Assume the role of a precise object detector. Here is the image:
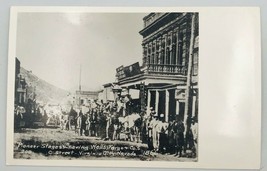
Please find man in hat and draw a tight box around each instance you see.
[14,105,26,131]
[151,111,160,151]
[174,115,185,157]
[69,107,77,131]
[76,111,83,136]
[104,109,112,140]
[146,110,156,150]
[146,107,153,117]
[158,114,169,154]
[84,112,90,136]
[167,120,176,154]
[90,108,98,136]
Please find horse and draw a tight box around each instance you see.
[122,113,142,142]
[59,114,69,130]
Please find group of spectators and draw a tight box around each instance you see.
[14,97,198,158]
[14,101,49,131]
[60,99,198,158]
[66,107,103,137]
[144,109,198,157]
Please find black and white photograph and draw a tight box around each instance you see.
[12,11,199,162]
[6,7,261,169]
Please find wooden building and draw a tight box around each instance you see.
[15,58,28,106]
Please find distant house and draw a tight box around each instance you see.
[75,90,99,106]
[98,83,118,103]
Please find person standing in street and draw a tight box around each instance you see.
[191,117,198,157]
[104,109,111,140]
[146,114,153,150]
[174,115,185,157]
[90,109,97,136]
[84,112,90,136]
[151,112,160,152]
[76,111,83,136]
[69,107,77,131]
[167,120,175,154]
[158,114,169,154]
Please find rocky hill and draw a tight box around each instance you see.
[20,67,70,105]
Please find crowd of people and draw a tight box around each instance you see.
[14,96,198,158]
[14,99,49,130]
[58,99,198,158]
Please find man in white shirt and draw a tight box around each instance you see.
[191,118,198,157]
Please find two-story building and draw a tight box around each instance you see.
[115,12,199,125]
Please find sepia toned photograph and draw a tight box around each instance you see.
[12,11,199,162]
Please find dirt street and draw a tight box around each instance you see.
[14,128,197,162]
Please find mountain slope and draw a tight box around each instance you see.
[20,67,70,104]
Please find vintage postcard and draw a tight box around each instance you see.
[6,7,261,169]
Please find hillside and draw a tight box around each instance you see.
[20,67,70,105]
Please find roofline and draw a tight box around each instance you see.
[102,82,118,87]
[139,13,170,36]
[143,13,155,21]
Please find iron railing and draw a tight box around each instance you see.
[146,64,187,75]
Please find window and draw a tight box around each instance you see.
[166,48,170,64]
[151,54,154,64]
[172,45,176,64]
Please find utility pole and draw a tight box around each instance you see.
[79,64,82,92]
[78,64,82,108]
[184,13,196,133]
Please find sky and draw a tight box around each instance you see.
[16,12,146,92]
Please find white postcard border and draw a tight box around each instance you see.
[6,6,261,169]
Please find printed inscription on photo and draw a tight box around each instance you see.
[13,12,199,161]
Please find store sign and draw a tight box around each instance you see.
[124,62,141,77]
[116,65,126,80]
[116,62,141,80]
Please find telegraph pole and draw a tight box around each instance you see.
[78,64,82,108]
[79,64,82,92]
[184,13,196,132]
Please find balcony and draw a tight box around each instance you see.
[146,64,187,75]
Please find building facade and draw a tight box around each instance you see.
[115,13,199,127]
[15,58,28,106]
[75,90,99,106]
